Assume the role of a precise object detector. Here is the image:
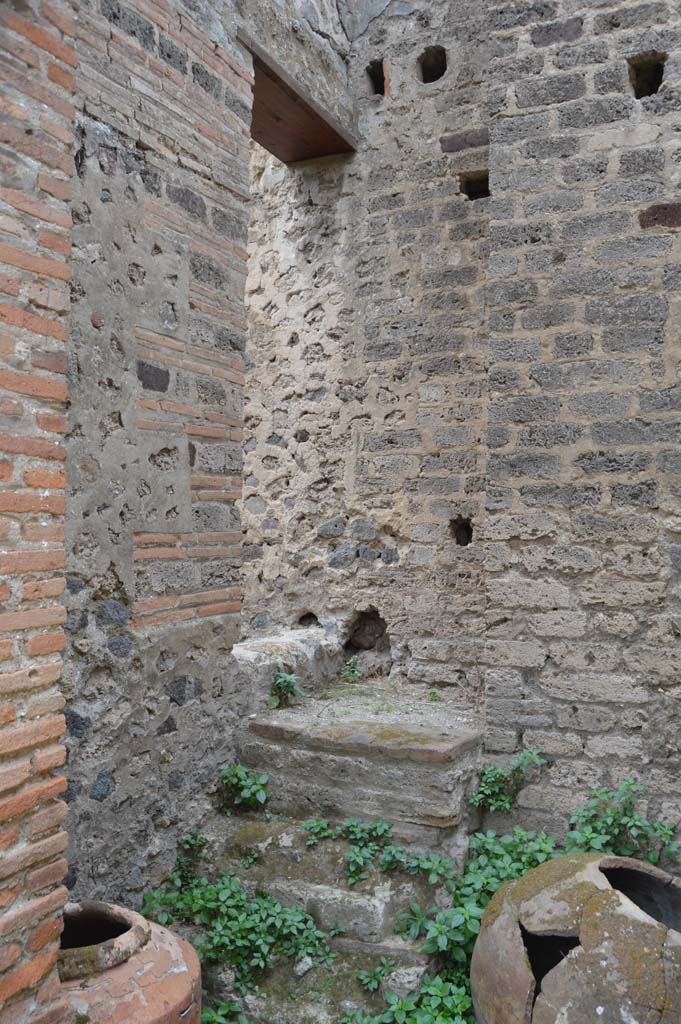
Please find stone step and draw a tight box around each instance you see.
[237,713,481,834]
[204,946,428,1024]
[210,817,442,943]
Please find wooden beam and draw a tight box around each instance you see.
[238,31,358,164]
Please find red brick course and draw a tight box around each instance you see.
[0,0,75,1018]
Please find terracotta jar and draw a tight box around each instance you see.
[59,900,201,1023]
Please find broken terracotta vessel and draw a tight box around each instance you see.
[59,899,201,1022]
[470,852,681,1024]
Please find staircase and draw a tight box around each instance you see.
[203,815,440,1023]
[198,680,482,1021]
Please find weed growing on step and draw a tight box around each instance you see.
[176,830,207,885]
[344,976,473,1024]
[202,1001,249,1024]
[268,667,305,709]
[302,816,396,884]
[220,762,269,812]
[238,847,260,870]
[564,776,678,863]
[149,772,678,1024]
[301,817,334,846]
[340,655,363,683]
[144,862,333,992]
[427,688,444,702]
[468,749,545,813]
[378,844,458,887]
[357,956,396,992]
[394,901,430,941]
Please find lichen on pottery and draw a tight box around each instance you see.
[470,853,681,1024]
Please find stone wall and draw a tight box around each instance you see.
[244,0,681,839]
[484,0,681,835]
[63,0,251,907]
[62,0,252,909]
[243,0,490,706]
[61,0,356,908]
[0,1,76,1018]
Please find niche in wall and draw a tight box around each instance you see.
[366,59,387,96]
[344,607,388,653]
[297,612,319,627]
[450,517,473,547]
[459,170,490,201]
[418,46,447,84]
[628,52,667,98]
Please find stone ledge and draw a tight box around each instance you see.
[250,716,480,765]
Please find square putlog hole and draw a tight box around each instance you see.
[366,59,387,96]
[459,170,490,201]
[628,52,666,98]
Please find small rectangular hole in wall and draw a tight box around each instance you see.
[366,59,386,96]
[628,52,666,98]
[459,170,490,201]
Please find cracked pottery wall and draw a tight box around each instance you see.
[60,0,356,910]
[244,0,681,841]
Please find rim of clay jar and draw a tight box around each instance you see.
[58,899,152,981]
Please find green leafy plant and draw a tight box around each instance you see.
[345,843,376,886]
[144,867,332,991]
[356,956,396,992]
[422,904,483,963]
[268,668,305,709]
[335,818,394,885]
[202,1001,250,1024]
[565,776,678,864]
[427,688,444,702]
[176,830,207,884]
[301,817,395,884]
[455,829,557,912]
[394,901,430,941]
[469,749,545,813]
[220,762,269,811]
[238,848,260,870]
[343,975,472,1024]
[302,817,334,847]
[340,656,363,683]
[338,817,393,846]
[378,844,457,888]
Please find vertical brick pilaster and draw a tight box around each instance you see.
[0,1,76,1018]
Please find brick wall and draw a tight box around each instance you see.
[0,1,76,1019]
[485,0,681,834]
